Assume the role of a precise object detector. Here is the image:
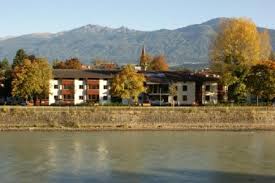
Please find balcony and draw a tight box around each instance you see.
[87,89,99,95]
[87,80,99,85]
[62,89,74,95]
[61,80,74,85]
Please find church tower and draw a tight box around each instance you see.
[140,45,149,71]
[140,45,145,65]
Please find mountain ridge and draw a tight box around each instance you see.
[0,18,274,68]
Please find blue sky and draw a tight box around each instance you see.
[1,0,274,37]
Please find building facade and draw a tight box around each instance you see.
[144,71,220,106]
[49,70,114,105]
[49,69,222,106]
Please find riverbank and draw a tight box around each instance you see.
[0,106,274,131]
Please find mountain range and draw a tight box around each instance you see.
[0,18,274,68]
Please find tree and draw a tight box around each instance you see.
[0,58,12,96]
[12,49,28,69]
[12,58,52,104]
[246,64,275,105]
[210,18,262,68]
[227,66,250,102]
[149,55,169,71]
[111,65,146,105]
[169,83,178,107]
[210,18,272,103]
[270,52,275,61]
[53,58,82,69]
[0,58,10,78]
[262,60,275,70]
[35,58,53,101]
[259,30,272,61]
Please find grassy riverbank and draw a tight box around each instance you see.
[0,106,274,131]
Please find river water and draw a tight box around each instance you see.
[0,132,275,183]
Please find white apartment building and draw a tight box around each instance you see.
[144,71,220,106]
[49,69,113,105]
[48,69,221,106]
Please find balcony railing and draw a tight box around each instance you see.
[61,80,74,85]
[87,80,99,85]
[87,89,99,95]
[62,89,75,95]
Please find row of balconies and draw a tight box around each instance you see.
[61,89,100,95]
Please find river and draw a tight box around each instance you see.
[0,132,275,183]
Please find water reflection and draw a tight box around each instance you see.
[0,132,275,182]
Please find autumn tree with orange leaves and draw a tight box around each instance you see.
[53,58,82,69]
[149,55,169,71]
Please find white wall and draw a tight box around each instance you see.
[74,80,86,105]
[168,82,196,105]
[202,82,218,105]
[99,79,111,104]
[49,79,59,105]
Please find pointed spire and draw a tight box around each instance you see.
[140,45,146,65]
[141,45,145,57]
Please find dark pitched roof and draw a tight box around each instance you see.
[53,69,117,79]
[142,71,220,83]
[53,69,220,83]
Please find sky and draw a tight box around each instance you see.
[1,0,275,37]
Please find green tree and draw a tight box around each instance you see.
[0,58,9,78]
[227,66,250,102]
[149,55,169,71]
[111,65,146,105]
[0,58,12,96]
[246,64,275,105]
[12,49,28,69]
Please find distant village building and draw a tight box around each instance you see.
[91,60,119,70]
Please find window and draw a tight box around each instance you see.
[79,96,84,100]
[104,85,108,90]
[205,85,211,92]
[64,85,73,90]
[205,96,210,101]
[88,95,99,101]
[54,96,59,100]
[183,95,188,101]
[103,96,108,101]
[54,85,59,89]
[64,95,74,100]
[79,85,84,89]
[173,96,178,101]
[89,85,99,89]
[182,85,188,91]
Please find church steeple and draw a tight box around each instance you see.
[140,45,148,70]
[141,45,145,58]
